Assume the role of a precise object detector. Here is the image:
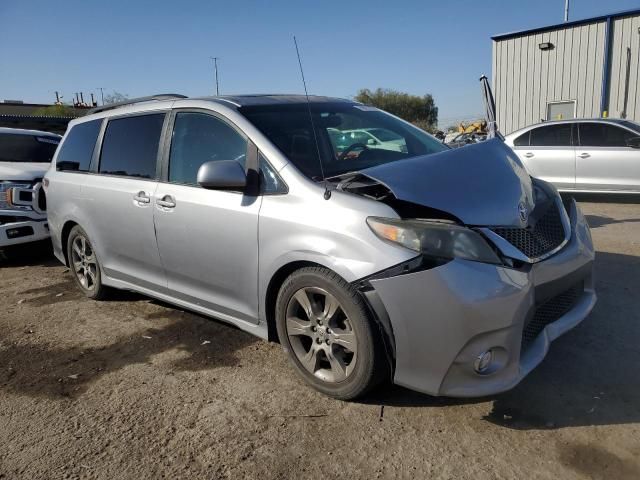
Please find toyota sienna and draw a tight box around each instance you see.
[45,94,596,399]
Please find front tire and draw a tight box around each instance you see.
[275,267,388,400]
[66,226,109,300]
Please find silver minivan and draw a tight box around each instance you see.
[504,119,640,193]
[45,95,596,399]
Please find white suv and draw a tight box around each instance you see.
[0,127,60,248]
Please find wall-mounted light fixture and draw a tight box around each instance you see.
[539,42,554,50]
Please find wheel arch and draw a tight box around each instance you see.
[60,220,79,267]
[264,260,322,342]
[263,261,397,375]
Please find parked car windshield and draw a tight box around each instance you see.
[240,103,447,179]
[0,133,60,163]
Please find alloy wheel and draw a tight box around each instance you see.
[70,235,98,291]
[285,287,358,383]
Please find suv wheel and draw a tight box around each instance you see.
[276,267,388,400]
[66,226,108,300]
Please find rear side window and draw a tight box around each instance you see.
[56,120,101,171]
[168,112,247,185]
[530,124,572,147]
[0,133,59,163]
[578,123,636,147]
[513,132,530,147]
[99,114,165,178]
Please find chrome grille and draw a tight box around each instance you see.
[492,202,566,259]
[521,283,582,350]
[0,182,32,211]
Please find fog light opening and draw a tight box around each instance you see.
[474,350,494,374]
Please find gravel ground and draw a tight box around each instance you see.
[0,198,639,480]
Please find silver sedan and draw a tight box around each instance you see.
[504,119,640,194]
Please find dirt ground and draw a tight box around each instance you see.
[0,197,639,480]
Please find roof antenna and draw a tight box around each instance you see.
[293,35,331,200]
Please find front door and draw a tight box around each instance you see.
[153,111,261,323]
[576,122,640,192]
[512,123,575,191]
[82,112,167,290]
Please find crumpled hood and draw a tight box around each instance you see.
[360,139,534,227]
[0,162,50,182]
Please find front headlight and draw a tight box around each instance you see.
[367,217,501,265]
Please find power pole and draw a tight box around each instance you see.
[210,57,220,95]
[97,87,105,105]
[564,0,569,22]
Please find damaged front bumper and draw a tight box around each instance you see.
[363,200,595,397]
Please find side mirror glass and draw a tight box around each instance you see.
[367,138,377,146]
[197,160,247,190]
[626,136,640,149]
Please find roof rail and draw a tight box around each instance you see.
[88,94,188,114]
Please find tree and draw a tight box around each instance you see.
[103,91,129,105]
[354,88,438,132]
[33,104,81,117]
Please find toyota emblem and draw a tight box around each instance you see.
[518,202,529,224]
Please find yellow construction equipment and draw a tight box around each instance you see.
[457,120,488,134]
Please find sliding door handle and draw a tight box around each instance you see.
[156,195,176,208]
[133,191,151,204]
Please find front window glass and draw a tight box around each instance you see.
[259,153,286,194]
[99,114,165,178]
[530,124,572,147]
[168,112,247,185]
[240,103,447,179]
[0,133,59,163]
[579,123,636,147]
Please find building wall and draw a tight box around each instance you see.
[493,21,606,134]
[608,15,640,121]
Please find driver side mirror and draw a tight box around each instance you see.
[197,160,247,190]
[367,138,378,146]
[626,136,640,149]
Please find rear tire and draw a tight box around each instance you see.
[66,226,109,300]
[275,267,388,400]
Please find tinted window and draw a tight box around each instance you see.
[579,123,636,147]
[513,132,530,147]
[99,114,165,178]
[57,120,101,171]
[530,124,572,147]
[0,133,60,163]
[618,120,640,134]
[168,112,247,185]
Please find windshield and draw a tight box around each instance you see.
[0,133,60,163]
[240,103,448,179]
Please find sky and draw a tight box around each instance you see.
[1,0,639,126]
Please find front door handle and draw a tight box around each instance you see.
[133,191,151,204]
[524,152,534,158]
[578,153,591,159]
[156,195,176,209]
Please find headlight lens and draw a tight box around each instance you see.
[367,217,501,265]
